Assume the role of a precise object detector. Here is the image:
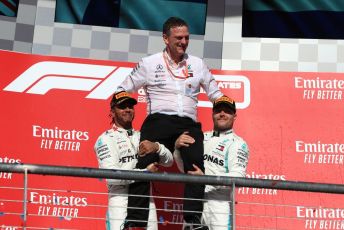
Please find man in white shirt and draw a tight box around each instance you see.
[117,17,223,228]
[174,96,250,230]
[94,91,173,230]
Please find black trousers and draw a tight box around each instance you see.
[125,113,205,227]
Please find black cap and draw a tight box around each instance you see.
[110,91,137,109]
[213,96,236,113]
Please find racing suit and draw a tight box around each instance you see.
[117,50,223,226]
[94,125,173,230]
[174,129,250,230]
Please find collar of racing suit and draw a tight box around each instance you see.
[212,129,233,137]
[112,124,133,136]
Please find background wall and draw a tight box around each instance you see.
[0,0,37,53]
[0,0,225,69]
[0,0,343,72]
[1,1,344,229]
[223,0,344,72]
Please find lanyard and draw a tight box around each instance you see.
[163,51,188,80]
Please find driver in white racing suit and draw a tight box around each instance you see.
[94,91,173,230]
[174,96,249,230]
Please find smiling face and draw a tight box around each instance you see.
[111,102,135,129]
[212,104,237,132]
[163,25,189,63]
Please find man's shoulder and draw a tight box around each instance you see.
[186,53,203,64]
[231,131,244,141]
[95,128,139,144]
[186,53,202,60]
[232,132,249,150]
[94,129,114,150]
[97,128,115,140]
[133,130,140,138]
[203,131,213,141]
[142,52,163,62]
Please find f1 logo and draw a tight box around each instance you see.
[3,61,132,99]
[4,61,250,109]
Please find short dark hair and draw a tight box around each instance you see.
[163,17,188,36]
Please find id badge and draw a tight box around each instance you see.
[185,83,193,95]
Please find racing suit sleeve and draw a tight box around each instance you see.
[172,149,185,173]
[117,59,147,93]
[94,133,135,186]
[200,60,223,102]
[156,142,174,167]
[227,140,249,177]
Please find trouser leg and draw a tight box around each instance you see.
[126,114,205,226]
[126,181,151,227]
[180,122,205,223]
[125,114,170,227]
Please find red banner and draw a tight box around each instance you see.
[0,50,343,229]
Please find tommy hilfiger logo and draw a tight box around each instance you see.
[216,144,225,151]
